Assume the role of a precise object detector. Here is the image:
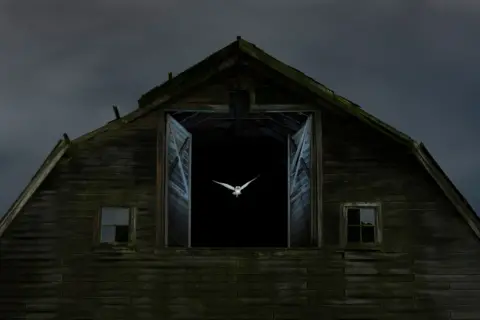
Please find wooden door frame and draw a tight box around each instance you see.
[155,105,323,248]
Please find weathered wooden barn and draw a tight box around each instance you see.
[1,36,479,320]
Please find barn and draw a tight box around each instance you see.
[1,36,479,319]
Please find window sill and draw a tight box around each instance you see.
[340,244,382,252]
[93,243,136,254]
[153,247,322,256]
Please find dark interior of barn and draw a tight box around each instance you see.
[173,112,306,247]
[170,111,308,247]
[191,127,287,247]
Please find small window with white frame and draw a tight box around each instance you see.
[98,207,136,245]
[341,203,381,247]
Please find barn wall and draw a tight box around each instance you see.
[322,110,480,319]
[0,112,159,319]
[1,78,480,320]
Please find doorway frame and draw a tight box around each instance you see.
[155,104,323,248]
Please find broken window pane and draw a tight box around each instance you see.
[347,208,360,225]
[101,207,130,225]
[100,225,116,243]
[360,208,376,226]
[362,226,375,243]
[115,226,129,243]
[347,226,361,243]
[99,207,131,244]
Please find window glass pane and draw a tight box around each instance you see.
[360,208,376,226]
[101,207,130,225]
[347,208,360,225]
[347,226,361,243]
[100,226,116,243]
[115,226,129,243]
[362,226,375,243]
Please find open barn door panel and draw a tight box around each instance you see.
[165,115,192,247]
[288,115,312,247]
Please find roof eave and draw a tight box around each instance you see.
[237,39,414,147]
[412,141,480,237]
[137,39,241,109]
[0,137,70,238]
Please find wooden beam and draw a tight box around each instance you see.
[163,104,229,112]
[250,104,317,112]
[413,142,480,239]
[0,139,69,237]
[62,133,71,144]
[229,90,251,135]
[112,105,121,119]
[141,56,238,110]
[257,127,284,142]
[156,111,166,248]
[229,90,251,118]
[268,113,303,132]
[313,110,323,247]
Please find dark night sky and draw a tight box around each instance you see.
[0,0,478,215]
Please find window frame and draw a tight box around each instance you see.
[94,206,137,249]
[340,202,382,250]
[157,107,323,249]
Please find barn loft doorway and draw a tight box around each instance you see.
[165,111,312,248]
[191,126,286,247]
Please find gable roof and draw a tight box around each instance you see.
[0,37,478,240]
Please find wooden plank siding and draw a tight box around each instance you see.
[0,111,159,319]
[1,79,480,320]
[322,110,480,319]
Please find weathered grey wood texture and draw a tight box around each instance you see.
[1,47,480,319]
[288,116,313,247]
[165,115,192,247]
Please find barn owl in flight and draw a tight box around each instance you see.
[212,175,259,198]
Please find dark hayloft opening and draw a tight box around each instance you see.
[190,125,288,247]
